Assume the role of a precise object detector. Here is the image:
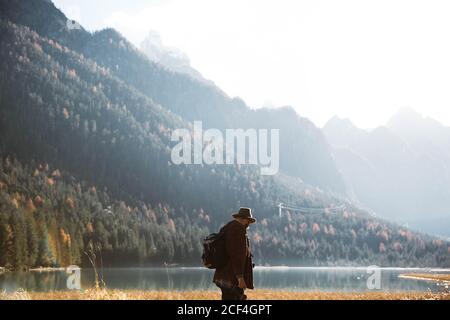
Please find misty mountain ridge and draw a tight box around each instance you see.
[323,109,450,238]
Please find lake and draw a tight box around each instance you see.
[0,267,447,293]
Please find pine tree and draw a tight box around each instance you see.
[36,229,53,267]
[10,214,27,269]
[0,220,14,267]
[25,216,38,266]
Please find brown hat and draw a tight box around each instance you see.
[232,207,256,223]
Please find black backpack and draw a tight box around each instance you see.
[201,230,226,269]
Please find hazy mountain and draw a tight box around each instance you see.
[323,109,450,237]
[388,107,450,160]
[140,30,212,86]
[0,0,448,269]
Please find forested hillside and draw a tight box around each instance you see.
[2,155,448,269]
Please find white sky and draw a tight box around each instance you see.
[52,0,450,129]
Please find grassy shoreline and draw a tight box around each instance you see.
[399,273,450,283]
[1,289,449,300]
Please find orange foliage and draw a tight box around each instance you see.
[86,222,94,234]
[66,197,75,209]
[312,223,320,234]
[377,230,389,241]
[25,198,36,214]
[147,209,157,222]
[60,228,71,247]
[399,229,413,241]
[34,195,44,207]
[11,198,19,209]
[5,224,13,240]
[10,192,22,208]
[168,219,176,233]
[32,42,43,53]
[366,221,378,231]
[51,169,61,177]
[67,69,77,79]
[62,108,69,119]
[253,232,262,244]
[432,239,443,247]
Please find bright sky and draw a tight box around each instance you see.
[52,0,450,129]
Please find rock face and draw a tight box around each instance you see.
[140,31,209,85]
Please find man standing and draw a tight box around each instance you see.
[213,207,256,300]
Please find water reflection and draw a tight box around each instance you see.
[0,267,445,293]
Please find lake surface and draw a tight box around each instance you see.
[0,267,448,293]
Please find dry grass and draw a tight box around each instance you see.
[0,289,32,300]
[1,289,449,300]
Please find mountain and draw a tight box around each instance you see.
[0,0,346,194]
[388,107,450,160]
[0,0,448,269]
[140,30,212,85]
[323,110,450,237]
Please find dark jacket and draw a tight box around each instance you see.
[213,220,254,289]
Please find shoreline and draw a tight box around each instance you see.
[2,265,449,271]
[29,267,66,272]
[399,273,450,283]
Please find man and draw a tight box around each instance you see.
[213,207,256,300]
